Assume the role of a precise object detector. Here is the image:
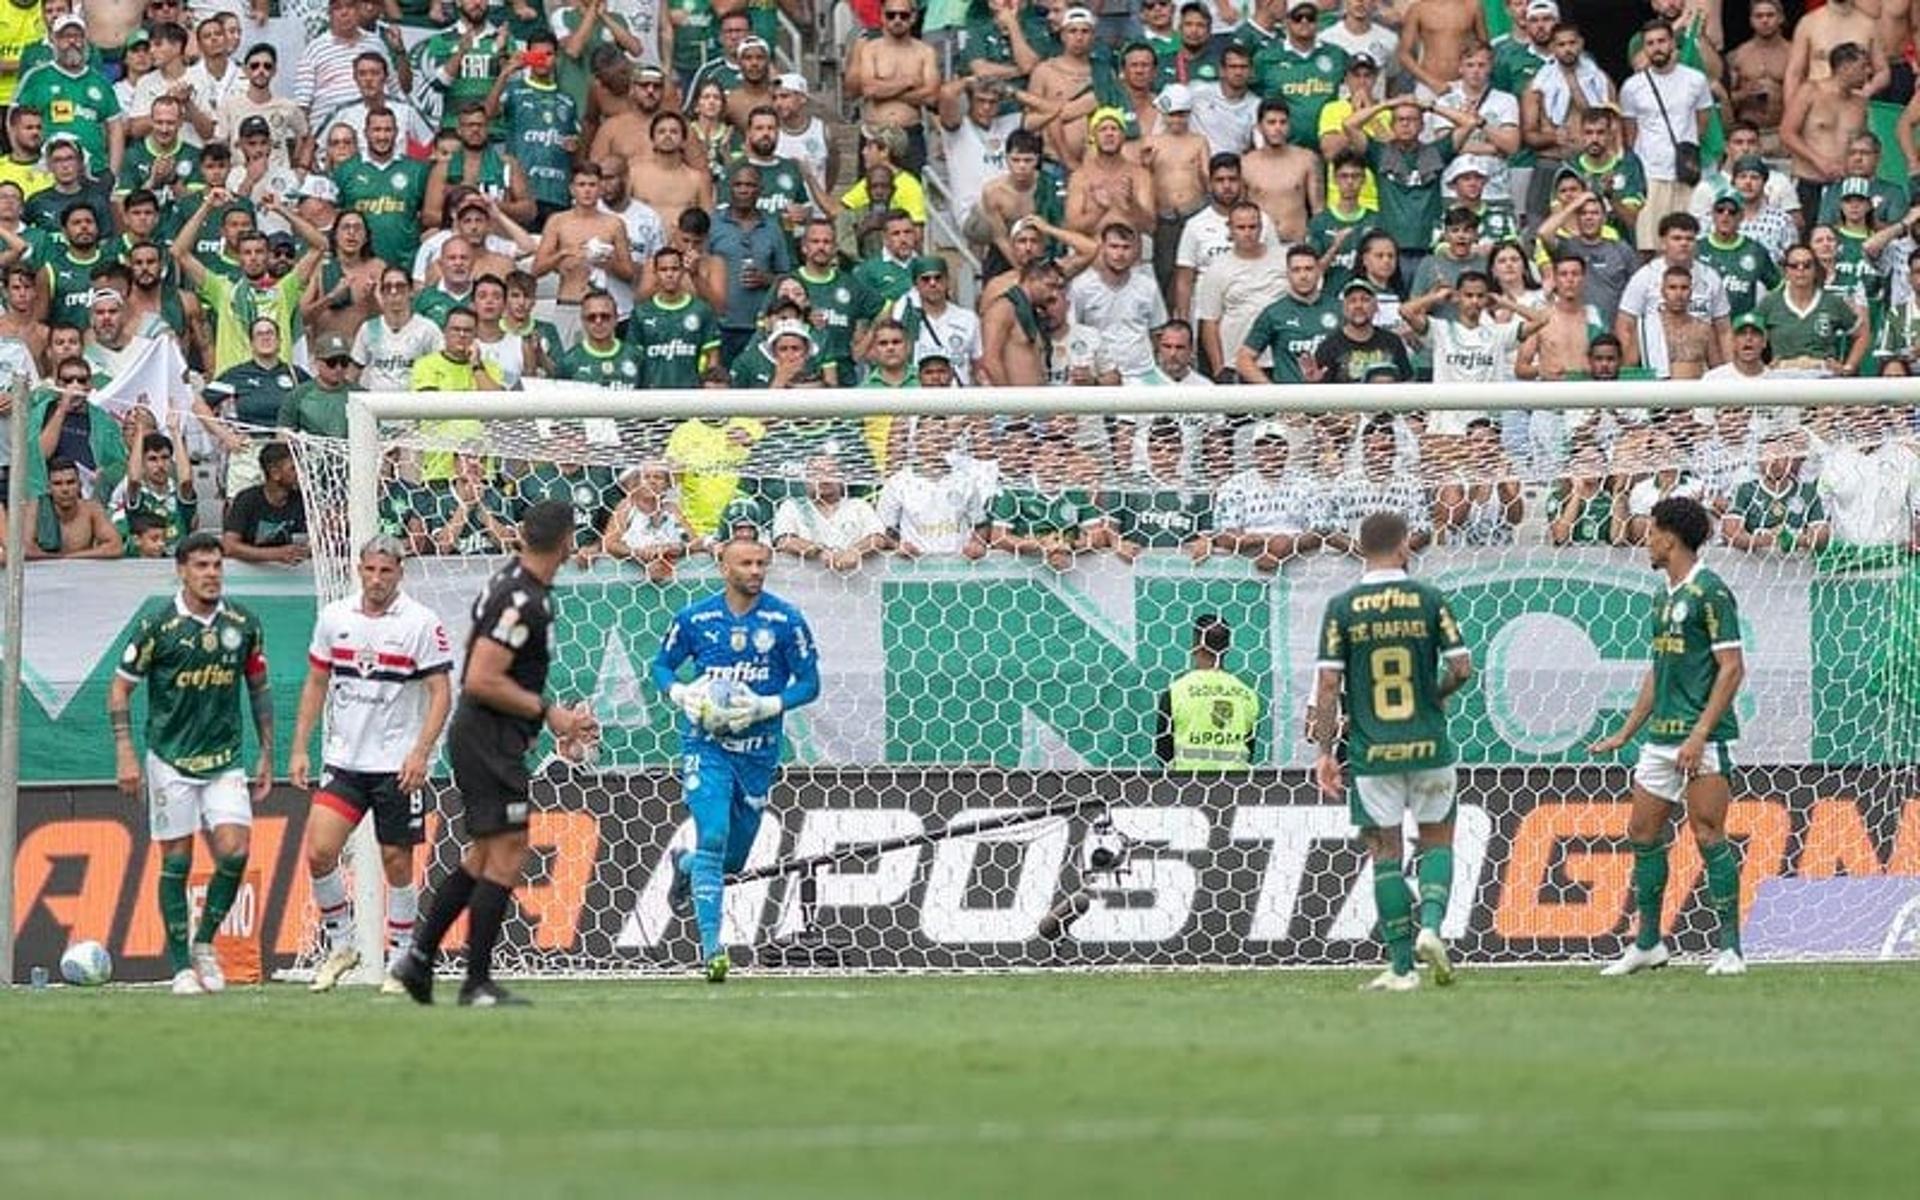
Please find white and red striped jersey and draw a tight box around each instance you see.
[306,591,455,774]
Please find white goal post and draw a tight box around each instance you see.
[296,377,1920,978]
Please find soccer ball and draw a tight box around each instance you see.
[704,678,739,713]
[59,941,112,987]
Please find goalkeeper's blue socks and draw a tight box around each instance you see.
[689,847,725,963]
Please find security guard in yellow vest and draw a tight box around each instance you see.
[1157,615,1260,770]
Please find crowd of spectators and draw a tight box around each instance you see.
[0,0,1915,570]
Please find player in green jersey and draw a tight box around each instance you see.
[108,532,275,996]
[1588,496,1749,978]
[1311,511,1473,992]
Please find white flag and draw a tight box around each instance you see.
[90,335,192,427]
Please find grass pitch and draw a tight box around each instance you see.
[1,965,1915,1199]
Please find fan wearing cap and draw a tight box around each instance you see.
[888,253,983,384]
[15,12,124,178]
[123,22,204,147]
[417,0,519,135]
[1695,183,1782,319]
[215,44,306,176]
[1065,107,1154,236]
[1703,311,1774,386]
[846,1,939,170]
[226,111,307,236]
[275,331,357,438]
[1251,3,1347,151]
[1725,155,1798,266]
[1136,82,1212,294]
[1310,278,1413,383]
[719,34,780,130]
[1028,7,1105,167]
[767,73,830,184]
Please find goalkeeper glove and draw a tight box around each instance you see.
[722,693,782,733]
[667,683,709,727]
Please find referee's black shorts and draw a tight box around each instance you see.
[448,706,535,838]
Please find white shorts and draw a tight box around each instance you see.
[1633,741,1734,805]
[147,753,252,841]
[1350,766,1458,829]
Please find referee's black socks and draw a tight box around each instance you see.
[464,880,513,986]
[412,867,478,961]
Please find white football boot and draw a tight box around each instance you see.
[1362,968,1421,992]
[309,945,361,993]
[1704,949,1748,976]
[1415,929,1456,986]
[1599,942,1671,977]
[170,968,205,996]
[190,943,227,993]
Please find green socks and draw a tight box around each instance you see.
[1416,847,1453,933]
[1630,841,1669,951]
[159,854,192,972]
[194,854,249,945]
[1701,838,1742,954]
[1373,860,1416,974]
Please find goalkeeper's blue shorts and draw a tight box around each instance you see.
[681,745,776,868]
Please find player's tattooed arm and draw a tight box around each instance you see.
[248,672,275,753]
[1307,670,1343,752]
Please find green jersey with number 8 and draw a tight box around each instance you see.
[1316,570,1467,775]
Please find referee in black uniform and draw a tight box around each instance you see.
[392,501,597,1007]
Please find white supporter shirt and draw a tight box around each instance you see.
[1617,64,1714,182]
[776,117,831,187]
[326,97,437,159]
[1214,469,1311,534]
[877,466,985,554]
[1815,440,1920,547]
[1618,257,1730,377]
[1174,204,1279,274]
[1427,85,1520,201]
[944,112,1022,228]
[772,494,886,551]
[353,314,445,391]
[1067,265,1167,382]
[889,295,982,384]
[182,58,243,143]
[600,199,666,317]
[1317,22,1397,72]
[295,33,396,134]
[306,592,454,774]
[216,94,309,173]
[1187,82,1258,157]
[1192,246,1288,368]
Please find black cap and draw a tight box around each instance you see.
[239,116,271,138]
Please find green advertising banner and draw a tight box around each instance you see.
[7,548,1917,782]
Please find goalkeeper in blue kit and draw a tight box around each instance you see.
[651,535,820,982]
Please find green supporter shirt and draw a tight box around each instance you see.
[667,0,720,75]
[1645,565,1742,745]
[1728,476,1825,542]
[1242,289,1342,383]
[629,294,720,388]
[116,136,200,201]
[276,380,350,438]
[115,596,267,778]
[851,256,913,311]
[1754,288,1860,363]
[14,64,120,174]
[500,77,578,212]
[417,25,518,132]
[551,5,634,113]
[112,481,196,552]
[25,181,113,239]
[1832,230,1882,306]
[988,483,1099,538]
[413,285,473,326]
[42,243,106,329]
[1546,483,1614,545]
[1309,206,1376,280]
[334,156,430,268]
[555,337,650,389]
[1696,234,1780,318]
[1315,572,1467,776]
[414,481,515,555]
[1252,41,1346,150]
[792,266,878,380]
[1111,481,1211,548]
[511,463,618,549]
[1366,137,1455,251]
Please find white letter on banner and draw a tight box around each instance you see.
[1071,806,1210,943]
[771,809,924,938]
[616,817,783,949]
[1230,806,1353,939]
[921,809,1071,943]
[1329,805,1492,940]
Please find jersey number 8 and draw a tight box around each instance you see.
[1370,647,1416,720]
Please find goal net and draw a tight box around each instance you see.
[284,381,1920,975]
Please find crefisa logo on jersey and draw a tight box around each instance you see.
[752,628,775,654]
